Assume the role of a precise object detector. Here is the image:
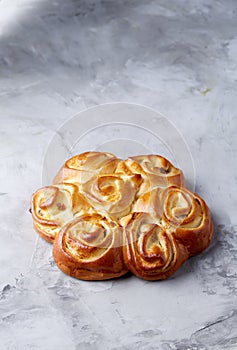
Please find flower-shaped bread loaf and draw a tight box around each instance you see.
[31,151,213,280]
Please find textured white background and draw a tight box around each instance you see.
[0,1,237,349]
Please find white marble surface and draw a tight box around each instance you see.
[0,0,237,349]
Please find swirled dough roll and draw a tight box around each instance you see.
[53,151,120,185]
[123,212,188,280]
[160,186,213,255]
[53,213,128,280]
[80,173,142,219]
[30,151,213,281]
[133,186,213,256]
[31,183,90,242]
[116,154,185,195]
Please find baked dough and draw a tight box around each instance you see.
[116,154,185,195]
[30,151,213,280]
[53,213,127,280]
[122,212,189,280]
[133,186,213,255]
[53,151,120,185]
[79,173,142,219]
[31,183,90,242]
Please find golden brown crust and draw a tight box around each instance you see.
[116,154,185,195]
[133,186,213,256]
[30,183,90,242]
[33,222,58,244]
[30,151,213,281]
[79,173,142,219]
[53,151,120,185]
[52,214,128,280]
[123,212,189,280]
[160,186,213,255]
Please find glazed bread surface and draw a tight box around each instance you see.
[30,151,213,280]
